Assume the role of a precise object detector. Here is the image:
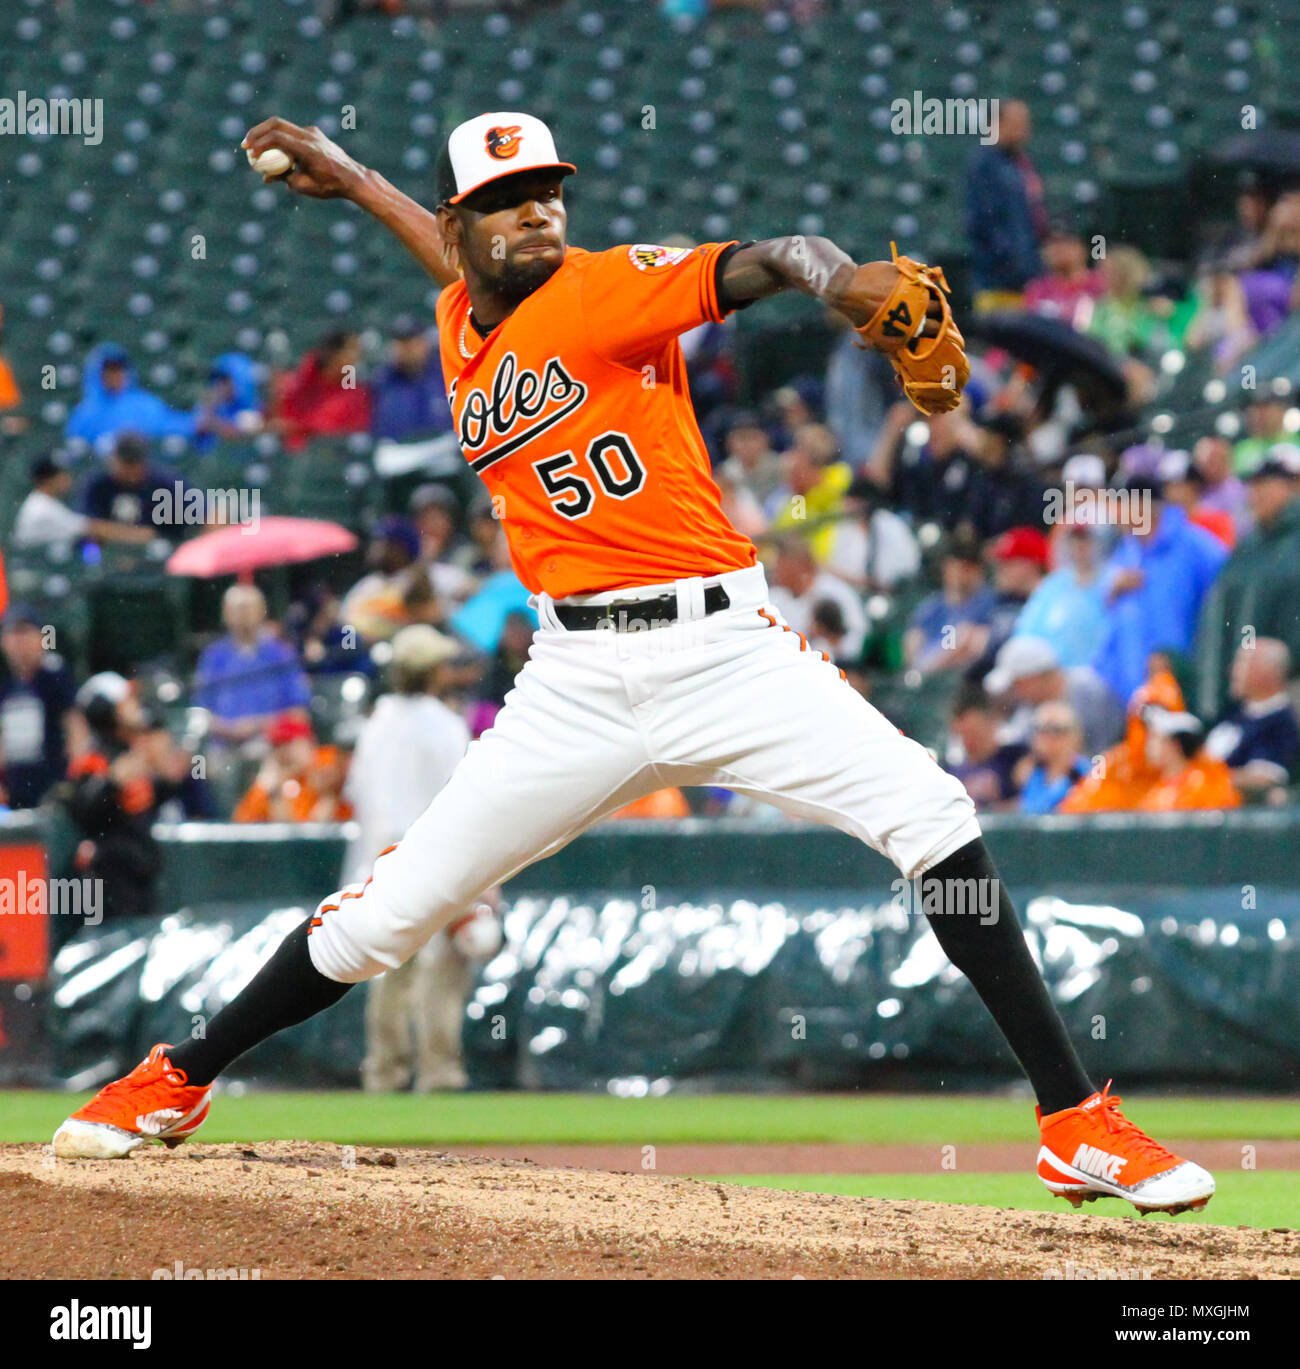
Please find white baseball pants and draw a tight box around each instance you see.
[308,563,981,983]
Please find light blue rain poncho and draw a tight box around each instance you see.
[66,342,198,446]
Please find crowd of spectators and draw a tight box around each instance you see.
[15,346,1297,838]
[965,100,1300,412]
[6,393,1300,839]
[55,318,457,460]
[698,127,1300,820]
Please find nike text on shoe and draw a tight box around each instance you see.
[1036,1080,1215,1215]
[52,1044,212,1159]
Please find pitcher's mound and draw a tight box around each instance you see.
[2,1143,1295,1280]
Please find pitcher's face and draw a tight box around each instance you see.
[446,171,568,304]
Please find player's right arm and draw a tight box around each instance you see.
[242,117,460,288]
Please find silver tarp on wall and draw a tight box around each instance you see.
[36,886,1300,1091]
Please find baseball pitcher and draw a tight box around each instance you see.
[56,113,1213,1215]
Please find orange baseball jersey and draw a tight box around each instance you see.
[436,241,759,599]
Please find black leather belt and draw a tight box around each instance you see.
[553,583,731,632]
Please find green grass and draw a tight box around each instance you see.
[705,1172,1300,1230]
[3,1089,1299,1147]
[9,1089,1295,1229]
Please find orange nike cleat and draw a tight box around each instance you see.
[1036,1081,1215,1215]
[52,1044,212,1159]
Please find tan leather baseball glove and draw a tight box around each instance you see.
[855,244,970,415]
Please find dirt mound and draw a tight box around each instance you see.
[2,1143,1295,1280]
[430,1138,1300,1175]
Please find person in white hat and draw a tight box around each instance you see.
[984,634,1124,756]
[344,624,499,1091]
[62,671,195,924]
[1137,706,1241,812]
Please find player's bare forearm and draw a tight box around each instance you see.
[722,236,941,334]
[242,117,460,288]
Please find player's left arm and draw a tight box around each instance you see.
[719,236,938,333]
[719,236,969,414]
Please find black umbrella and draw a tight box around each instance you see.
[1210,130,1300,180]
[965,310,1130,420]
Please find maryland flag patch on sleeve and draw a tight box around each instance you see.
[627,243,693,273]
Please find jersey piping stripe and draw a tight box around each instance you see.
[307,844,401,934]
[757,608,849,681]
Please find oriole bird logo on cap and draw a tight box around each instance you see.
[485,125,523,160]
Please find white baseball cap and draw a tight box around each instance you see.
[1156,448,1195,483]
[984,635,1060,695]
[1061,453,1106,489]
[1245,441,1300,481]
[1142,707,1204,740]
[436,111,576,206]
[390,624,460,671]
[76,671,131,711]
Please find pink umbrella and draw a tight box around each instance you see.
[165,516,358,579]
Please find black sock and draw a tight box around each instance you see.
[168,919,352,1086]
[918,837,1095,1115]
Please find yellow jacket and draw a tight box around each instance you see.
[769,462,853,562]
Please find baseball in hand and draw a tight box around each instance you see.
[246,146,293,177]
